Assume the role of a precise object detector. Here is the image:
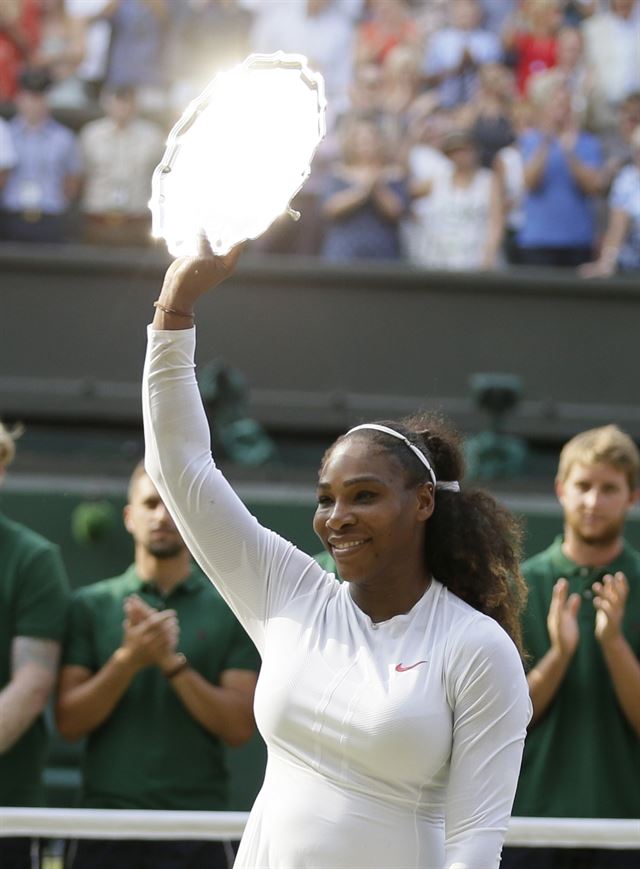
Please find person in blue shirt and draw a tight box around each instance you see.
[518,70,604,267]
[0,68,82,243]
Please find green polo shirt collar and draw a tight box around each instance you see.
[120,563,206,604]
[547,535,636,587]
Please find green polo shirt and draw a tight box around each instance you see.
[0,512,69,806]
[513,536,640,818]
[63,564,259,810]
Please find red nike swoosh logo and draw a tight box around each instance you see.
[395,661,428,672]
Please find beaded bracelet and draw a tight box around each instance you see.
[153,301,194,321]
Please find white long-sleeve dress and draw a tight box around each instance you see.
[142,327,532,869]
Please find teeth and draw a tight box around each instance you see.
[332,540,365,550]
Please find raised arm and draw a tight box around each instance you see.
[143,249,329,651]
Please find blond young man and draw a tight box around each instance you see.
[504,425,640,869]
[0,422,69,869]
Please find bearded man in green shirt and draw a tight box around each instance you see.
[503,425,640,869]
[57,462,259,869]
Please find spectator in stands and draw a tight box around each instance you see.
[378,44,424,139]
[407,128,504,271]
[502,425,640,869]
[402,100,452,258]
[56,462,259,869]
[102,0,169,114]
[355,0,421,68]
[600,91,640,190]
[555,25,591,121]
[65,0,114,102]
[250,0,354,116]
[321,113,408,261]
[0,420,69,869]
[494,99,532,264]
[465,62,516,168]
[0,116,17,192]
[30,0,87,109]
[581,124,640,276]
[79,85,164,246]
[502,0,561,95]
[347,60,385,117]
[167,0,252,111]
[518,70,604,267]
[0,67,82,243]
[582,0,640,132]
[479,0,515,36]
[0,0,40,102]
[423,0,502,108]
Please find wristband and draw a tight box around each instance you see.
[164,653,189,679]
[153,301,194,321]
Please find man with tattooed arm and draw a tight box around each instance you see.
[0,420,70,869]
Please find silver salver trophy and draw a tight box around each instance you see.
[149,52,327,257]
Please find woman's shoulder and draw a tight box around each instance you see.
[438,584,521,661]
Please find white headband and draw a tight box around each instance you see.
[346,424,461,493]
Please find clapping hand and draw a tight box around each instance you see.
[121,594,180,672]
[547,578,581,659]
[593,572,628,646]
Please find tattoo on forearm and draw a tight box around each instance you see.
[12,637,61,675]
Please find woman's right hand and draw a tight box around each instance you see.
[155,241,242,319]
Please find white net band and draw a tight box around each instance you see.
[0,809,639,849]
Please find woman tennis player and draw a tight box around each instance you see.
[142,249,531,869]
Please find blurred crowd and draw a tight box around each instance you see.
[0,0,639,276]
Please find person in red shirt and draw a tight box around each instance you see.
[356,0,421,68]
[503,0,562,95]
[0,0,40,101]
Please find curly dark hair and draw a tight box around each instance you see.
[330,413,528,658]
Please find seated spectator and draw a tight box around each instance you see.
[0,67,82,243]
[407,128,503,271]
[30,0,87,109]
[503,0,561,95]
[0,420,69,869]
[321,114,408,261]
[0,0,40,102]
[56,462,259,869]
[581,124,640,276]
[422,0,502,108]
[103,0,169,114]
[465,62,516,168]
[0,116,17,192]
[582,0,640,132]
[518,69,604,267]
[355,0,421,67]
[79,85,164,246]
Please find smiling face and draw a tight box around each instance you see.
[556,461,636,549]
[313,436,434,595]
